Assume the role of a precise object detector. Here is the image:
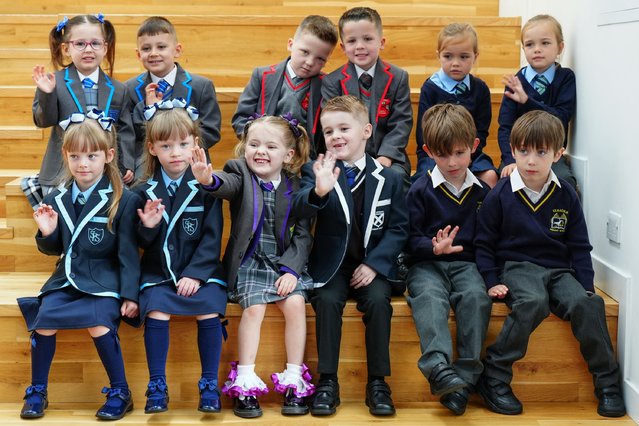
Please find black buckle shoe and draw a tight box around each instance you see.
[596,387,626,417]
[428,363,466,396]
[20,385,48,419]
[365,379,396,416]
[477,376,522,415]
[440,387,469,415]
[144,378,169,414]
[95,387,134,420]
[310,379,340,416]
[198,378,221,413]
[281,388,309,415]
[233,395,262,418]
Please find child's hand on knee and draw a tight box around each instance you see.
[488,284,509,299]
[275,273,298,297]
[350,264,377,289]
[176,277,201,297]
[121,300,139,318]
[313,152,340,197]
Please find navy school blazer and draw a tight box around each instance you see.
[32,64,135,185]
[35,175,141,302]
[293,154,409,285]
[133,167,226,290]
[201,159,313,291]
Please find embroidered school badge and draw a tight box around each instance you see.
[378,98,391,118]
[183,218,198,236]
[550,209,568,233]
[88,228,104,245]
[301,92,310,111]
[372,211,385,230]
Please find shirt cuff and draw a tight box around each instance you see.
[201,174,222,191]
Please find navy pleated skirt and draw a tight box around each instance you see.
[139,281,227,320]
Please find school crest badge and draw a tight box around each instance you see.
[373,211,385,230]
[301,91,310,111]
[378,98,391,118]
[88,228,104,245]
[550,210,568,233]
[183,218,198,236]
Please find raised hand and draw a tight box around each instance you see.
[432,225,463,255]
[190,146,214,185]
[137,199,165,228]
[32,65,56,93]
[313,151,340,197]
[33,203,58,237]
[502,74,528,104]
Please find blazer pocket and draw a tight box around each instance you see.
[89,259,118,290]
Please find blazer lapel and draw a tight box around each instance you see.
[362,156,385,248]
[54,186,77,233]
[263,60,286,114]
[173,64,193,104]
[133,72,151,103]
[63,66,85,113]
[339,63,359,97]
[97,69,115,115]
[274,173,293,253]
[371,60,393,124]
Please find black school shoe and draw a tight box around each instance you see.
[440,387,469,415]
[20,385,48,419]
[428,363,467,396]
[233,395,262,418]
[95,387,134,420]
[476,375,522,415]
[596,387,626,417]
[365,379,396,416]
[310,379,340,415]
[281,388,309,415]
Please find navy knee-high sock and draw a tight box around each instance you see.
[93,330,128,390]
[197,317,223,386]
[31,332,56,386]
[144,318,170,381]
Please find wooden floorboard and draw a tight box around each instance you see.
[0,401,633,425]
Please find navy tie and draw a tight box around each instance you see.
[533,74,549,95]
[167,181,178,197]
[157,79,173,99]
[260,181,274,192]
[344,166,359,187]
[74,193,86,216]
[359,73,373,90]
[454,81,469,95]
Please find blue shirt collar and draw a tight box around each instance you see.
[431,68,471,93]
[160,167,185,189]
[524,63,556,84]
[71,178,101,203]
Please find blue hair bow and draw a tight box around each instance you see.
[58,109,114,132]
[143,97,200,121]
[56,16,68,33]
[95,13,105,23]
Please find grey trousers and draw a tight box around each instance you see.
[407,260,492,385]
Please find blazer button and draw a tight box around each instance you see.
[238,252,243,258]
[69,273,75,278]
[168,244,174,251]
[70,252,78,259]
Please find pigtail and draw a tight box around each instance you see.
[285,125,310,175]
[48,24,67,70]
[101,18,116,77]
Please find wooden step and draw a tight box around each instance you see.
[0,169,38,218]
[0,14,521,85]
[1,0,501,18]
[0,272,620,406]
[0,401,633,424]
[0,87,506,171]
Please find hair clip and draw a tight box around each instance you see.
[59,109,114,132]
[94,13,105,23]
[143,97,200,121]
[56,16,68,33]
[280,112,302,139]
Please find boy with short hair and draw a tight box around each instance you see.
[321,7,413,182]
[125,16,222,174]
[232,15,338,158]
[475,110,625,417]
[406,103,492,415]
[293,95,408,416]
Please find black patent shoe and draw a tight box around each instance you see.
[365,379,395,416]
[198,378,221,413]
[596,387,626,417]
[428,363,467,396]
[310,379,340,416]
[440,387,469,415]
[95,387,134,420]
[477,375,522,415]
[144,377,169,414]
[233,395,262,418]
[282,388,309,415]
[20,385,48,419]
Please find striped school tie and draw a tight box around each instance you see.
[533,74,549,95]
[167,181,178,197]
[82,78,98,111]
[260,181,274,192]
[359,72,373,90]
[76,193,86,205]
[454,81,469,95]
[344,165,359,187]
[157,79,173,99]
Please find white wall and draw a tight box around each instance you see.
[501,0,639,421]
